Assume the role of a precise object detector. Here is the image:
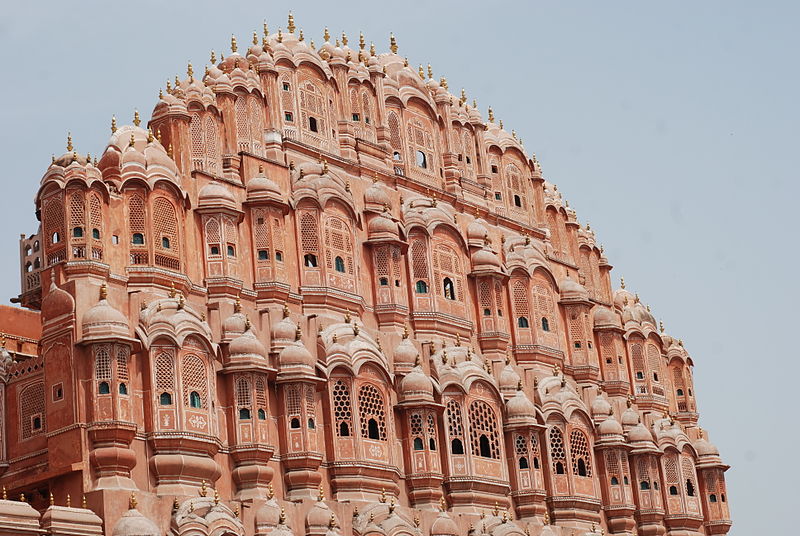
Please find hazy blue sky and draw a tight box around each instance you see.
[0,2,795,533]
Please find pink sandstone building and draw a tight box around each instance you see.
[2,16,731,536]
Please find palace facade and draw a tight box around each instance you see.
[1,16,731,536]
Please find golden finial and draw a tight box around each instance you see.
[279,506,286,524]
[213,488,219,505]
[49,492,54,506]
[210,50,217,64]
[353,506,359,518]
[276,29,284,43]
[2,486,6,500]
[620,276,626,289]
[359,32,366,50]
[282,303,290,318]
[295,322,302,341]
[543,511,550,524]
[499,119,504,129]
[488,107,495,122]
[159,88,164,99]
[389,497,396,514]
[252,31,258,45]
[403,57,409,67]
[402,325,409,339]
[173,497,179,510]
[321,158,329,173]
[263,20,269,37]
[299,29,304,41]
[390,33,398,53]
[418,64,424,78]
[99,283,108,301]
[175,74,180,87]
[414,515,421,527]
[345,180,351,192]
[473,99,477,108]
[147,127,154,143]
[199,480,207,497]
[66,132,74,152]
[231,35,238,53]
[189,502,194,513]
[441,349,448,365]
[342,32,348,46]
[460,88,467,105]
[353,321,359,336]
[267,483,274,500]
[512,129,517,139]
[427,64,433,79]
[287,11,296,33]
[440,76,448,89]
[344,310,351,324]
[81,495,86,508]
[493,502,499,516]
[502,510,508,523]
[166,78,173,93]
[133,110,141,127]
[129,493,137,510]
[439,496,446,511]
[379,488,387,503]
[323,27,331,42]
[128,133,135,148]
[187,61,194,80]
[168,282,176,299]
[19,492,26,502]
[455,333,461,347]
[370,41,376,56]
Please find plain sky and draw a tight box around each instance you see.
[0,1,795,533]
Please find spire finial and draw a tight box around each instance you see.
[67,494,72,508]
[389,33,398,54]
[81,495,86,508]
[210,50,217,64]
[147,128,154,143]
[1,487,5,500]
[427,64,433,79]
[660,320,665,332]
[359,32,365,50]
[213,488,219,505]
[379,488,386,503]
[279,506,286,524]
[295,322,302,341]
[49,492,54,506]
[129,493,137,510]
[199,480,208,497]
[287,12,296,33]
[620,276,626,289]
[328,513,336,529]
[318,484,325,501]
[439,496,446,511]
[187,61,194,80]
[263,20,269,37]
[231,35,238,53]
[133,110,141,127]
[341,32,348,46]
[99,283,107,300]
[324,27,330,42]
[402,325,409,339]
[267,483,274,500]
[299,29,304,41]
[370,41,376,56]
[128,133,135,148]
[418,64,424,78]
[66,132,73,151]
[488,107,495,122]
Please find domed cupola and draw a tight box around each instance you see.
[228,319,267,362]
[392,327,419,374]
[246,164,284,205]
[593,306,622,330]
[627,422,658,454]
[430,508,458,536]
[112,495,159,536]
[597,413,624,437]
[498,361,522,397]
[80,283,132,343]
[621,398,640,431]
[222,298,247,341]
[694,430,724,469]
[142,131,178,174]
[505,384,537,428]
[120,131,147,170]
[366,213,400,242]
[305,488,337,536]
[277,324,316,381]
[41,271,75,324]
[271,304,296,351]
[467,218,489,248]
[470,242,504,276]
[364,178,391,211]
[198,181,239,213]
[558,273,591,303]
[399,358,434,404]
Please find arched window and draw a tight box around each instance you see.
[415,280,428,293]
[519,456,529,469]
[541,317,550,331]
[443,277,455,300]
[334,256,345,273]
[92,228,100,239]
[52,232,61,244]
[451,438,464,454]
[677,388,684,396]
[290,417,301,428]
[73,227,84,238]
[308,418,315,428]
[358,384,386,441]
[468,400,500,459]
[160,392,172,405]
[119,383,128,395]
[413,437,424,450]
[446,399,465,455]
[710,494,717,503]
[556,462,565,474]
[570,429,592,477]
[577,458,588,476]
[686,479,695,496]
[239,408,251,419]
[309,116,318,132]
[611,476,619,485]
[162,237,171,249]
[518,316,529,328]
[514,194,522,207]
[332,379,353,437]
[339,422,350,436]
[304,254,317,267]
[258,409,266,420]
[549,426,566,475]
[670,485,679,495]
[416,150,427,168]
[132,233,144,245]
[640,481,650,490]
[182,354,207,410]
[227,245,235,257]
[189,391,202,408]
[98,381,110,394]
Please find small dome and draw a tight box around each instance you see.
[247,167,282,201]
[254,498,281,527]
[367,214,399,237]
[393,335,419,370]
[430,511,458,536]
[598,415,624,436]
[621,405,640,427]
[272,309,296,342]
[498,364,521,394]
[41,273,75,322]
[591,395,612,418]
[111,509,159,536]
[593,306,621,329]
[506,388,537,424]
[306,500,335,531]
[223,307,247,340]
[400,365,434,402]
[694,436,720,457]
[364,181,391,208]
[198,182,237,210]
[467,218,489,244]
[142,141,177,173]
[628,422,654,443]
[279,339,315,368]
[559,275,589,301]
[229,327,267,359]
[471,246,502,271]
[82,287,130,340]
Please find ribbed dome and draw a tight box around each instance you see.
[247,166,282,201]
[499,364,521,394]
[272,312,296,342]
[364,180,391,207]
[223,301,247,339]
[471,246,502,270]
[694,436,720,457]
[229,327,267,359]
[367,214,399,237]
[393,335,418,370]
[41,273,75,322]
[198,182,237,210]
[591,395,612,417]
[400,365,434,402]
[559,275,589,300]
[111,509,159,536]
[506,388,537,424]
[628,422,654,443]
[82,287,130,340]
[279,339,315,368]
[622,405,640,427]
[467,218,489,246]
[306,500,335,530]
[430,511,458,536]
[254,498,281,527]
[593,306,621,329]
[598,415,624,436]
